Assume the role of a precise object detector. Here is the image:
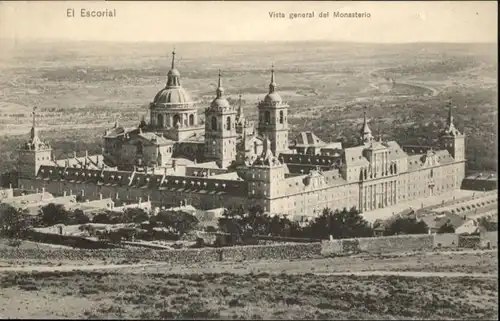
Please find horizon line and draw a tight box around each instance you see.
[0,38,496,45]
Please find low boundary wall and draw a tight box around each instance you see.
[322,234,434,255]
[0,242,322,264]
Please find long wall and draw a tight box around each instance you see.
[1,233,491,265]
[19,178,248,211]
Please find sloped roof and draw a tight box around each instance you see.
[344,146,369,167]
[293,131,324,147]
[138,132,174,146]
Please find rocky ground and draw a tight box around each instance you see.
[0,249,497,319]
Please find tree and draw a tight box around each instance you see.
[123,208,149,224]
[92,210,123,224]
[155,210,199,237]
[0,204,30,239]
[437,221,455,234]
[306,207,373,239]
[38,203,69,227]
[68,209,90,225]
[477,217,497,232]
[386,217,428,236]
[217,205,273,242]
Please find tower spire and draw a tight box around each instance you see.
[361,106,373,144]
[447,101,454,126]
[30,106,38,140]
[166,48,181,87]
[269,64,276,93]
[216,69,224,98]
[171,48,176,69]
[237,93,244,120]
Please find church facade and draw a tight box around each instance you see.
[16,51,466,220]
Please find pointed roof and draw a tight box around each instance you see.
[210,70,230,109]
[360,107,374,144]
[442,102,463,137]
[263,65,283,105]
[22,107,50,151]
[236,93,245,124]
[167,48,181,86]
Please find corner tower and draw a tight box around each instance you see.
[257,66,289,156]
[360,107,374,146]
[204,71,237,168]
[17,107,52,178]
[440,102,465,162]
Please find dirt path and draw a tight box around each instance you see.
[306,271,497,279]
[0,262,160,273]
[1,263,495,279]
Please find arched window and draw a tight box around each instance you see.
[157,114,164,127]
[430,169,434,178]
[265,111,271,124]
[189,114,194,126]
[254,141,258,154]
[394,163,397,174]
[279,111,284,124]
[226,116,231,130]
[211,116,217,131]
[173,114,180,127]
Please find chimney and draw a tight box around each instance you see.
[99,193,103,200]
[63,190,67,197]
[81,189,85,197]
[42,187,45,194]
[139,197,142,204]
[85,150,88,158]
[69,189,73,196]
[147,195,150,202]
[9,183,12,189]
[73,151,77,158]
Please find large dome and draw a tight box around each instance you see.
[210,97,230,109]
[264,91,282,104]
[153,86,193,105]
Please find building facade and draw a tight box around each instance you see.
[16,51,466,220]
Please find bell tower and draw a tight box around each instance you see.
[257,65,289,156]
[204,71,237,168]
[440,102,465,162]
[17,107,52,178]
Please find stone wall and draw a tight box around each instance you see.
[357,234,434,253]
[433,233,459,248]
[458,235,481,248]
[0,243,321,264]
[321,234,436,256]
[481,231,498,248]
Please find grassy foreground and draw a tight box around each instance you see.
[1,268,497,320]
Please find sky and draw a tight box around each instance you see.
[0,1,497,43]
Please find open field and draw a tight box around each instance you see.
[0,249,497,319]
[0,41,497,172]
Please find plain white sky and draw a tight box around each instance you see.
[0,1,497,43]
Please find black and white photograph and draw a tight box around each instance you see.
[0,1,497,319]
